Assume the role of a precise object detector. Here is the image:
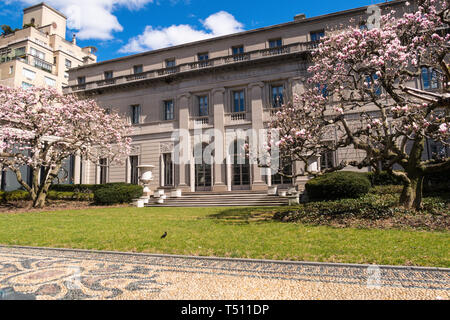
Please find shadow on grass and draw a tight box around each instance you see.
[206,206,288,225]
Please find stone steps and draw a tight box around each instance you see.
[145,192,290,207]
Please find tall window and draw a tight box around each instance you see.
[99,158,108,184]
[133,65,143,74]
[310,30,325,42]
[271,85,284,108]
[232,90,245,113]
[232,45,244,61]
[198,53,209,67]
[198,96,208,116]
[131,105,141,124]
[164,100,174,121]
[65,59,72,69]
[422,68,439,90]
[320,151,335,170]
[163,153,174,186]
[129,156,139,185]
[272,160,293,185]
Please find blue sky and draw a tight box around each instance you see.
[1,0,382,62]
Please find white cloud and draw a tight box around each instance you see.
[119,11,244,53]
[13,0,153,40]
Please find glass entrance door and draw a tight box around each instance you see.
[195,163,212,191]
[231,140,250,190]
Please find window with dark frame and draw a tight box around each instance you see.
[129,156,139,185]
[271,85,284,108]
[77,76,85,85]
[164,100,174,121]
[310,30,325,42]
[269,38,282,48]
[133,65,143,74]
[198,96,208,117]
[232,45,245,61]
[99,158,108,184]
[166,59,176,68]
[232,90,245,113]
[104,71,113,79]
[163,153,174,186]
[422,67,440,90]
[198,53,209,67]
[130,105,141,125]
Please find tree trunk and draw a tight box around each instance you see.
[399,174,424,210]
[32,190,47,208]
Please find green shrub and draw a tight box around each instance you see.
[50,183,130,193]
[366,171,404,186]
[306,171,371,201]
[2,190,31,202]
[370,185,403,195]
[47,191,94,201]
[93,184,143,205]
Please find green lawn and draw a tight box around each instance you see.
[0,206,448,267]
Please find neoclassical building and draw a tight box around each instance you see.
[63,0,442,193]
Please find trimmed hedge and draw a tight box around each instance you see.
[0,190,94,203]
[0,190,31,202]
[306,171,371,201]
[93,184,143,205]
[50,183,131,193]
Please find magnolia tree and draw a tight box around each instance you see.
[269,0,450,209]
[0,86,131,208]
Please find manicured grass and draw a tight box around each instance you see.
[0,206,448,267]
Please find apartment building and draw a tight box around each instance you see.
[62,0,440,194]
[0,2,97,190]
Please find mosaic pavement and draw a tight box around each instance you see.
[0,245,448,300]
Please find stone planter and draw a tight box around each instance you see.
[156,198,164,204]
[267,186,278,196]
[287,194,300,206]
[136,200,144,208]
[287,187,297,195]
[171,189,182,198]
[279,190,287,197]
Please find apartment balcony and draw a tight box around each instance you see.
[1,54,55,75]
[225,112,251,126]
[66,41,315,93]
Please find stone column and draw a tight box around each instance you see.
[177,93,191,192]
[249,82,268,191]
[73,154,81,184]
[212,88,227,192]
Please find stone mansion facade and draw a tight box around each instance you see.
[60,0,443,193]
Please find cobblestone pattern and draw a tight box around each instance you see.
[0,246,448,300]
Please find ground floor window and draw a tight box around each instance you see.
[231,140,250,189]
[320,151,335,170]
[99,158,108,184]
[130,156,139,185]
[272,160,293,185]
[163,153,174,187]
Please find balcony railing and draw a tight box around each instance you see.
[68,41,315,92]
[0,54,55,74]
[230,112,247,121]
